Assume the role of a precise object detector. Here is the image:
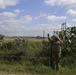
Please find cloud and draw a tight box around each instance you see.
[46,15,67,21]
[0,18,61,36]
[19,15,33,24]
[0,25,25,36]
[0,11,33,35]
[45,0,76,8]
[36,24,61,30]
[34,13,67,22]
[72,19,76,23]
[0,12,33,36]
[45,0,56,6]
[66,9,76,16]
[26,23,61,36]
[0,0,19,9]
[0,12,16,18]
[0,10,21,19]
[0,11,62,36]
[0,14,33,25]
[14,9,21,14]
[34,13,47,20]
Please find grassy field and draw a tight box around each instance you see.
[0,37,76,75]
[3,37,17,42]
[0,66,76,75]
[3,37,47,42]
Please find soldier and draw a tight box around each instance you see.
[47,33,63,71]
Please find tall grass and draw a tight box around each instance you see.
[0,63,76,75]
[0,38,76,74]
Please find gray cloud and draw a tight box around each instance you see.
[45,0,76,8]
[0,0,19,9]
[66,9,76,16]
[46,15,67,21]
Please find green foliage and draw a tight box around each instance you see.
[36,40,51,66]
[61,26,76,66]
[0,37,51,66]
[0,38,28,64]
[0,26,76,74]
[0,34,4,41]
[39,40,51,57]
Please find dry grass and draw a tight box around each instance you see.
[3,37,17,42]
[3,37,48,42]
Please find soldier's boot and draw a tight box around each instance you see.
[56,63,59,71]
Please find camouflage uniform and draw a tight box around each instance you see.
[47,34,61,71]
[52,41,61,71]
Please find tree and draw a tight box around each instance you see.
[0,34,4,41]
[61,26,76,66]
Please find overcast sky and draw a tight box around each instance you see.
[0,0,76,36]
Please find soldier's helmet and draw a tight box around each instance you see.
[51,35,59,42]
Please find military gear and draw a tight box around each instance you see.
[47,34,62,71]
[52,41,61,71]
[52,41,61,53]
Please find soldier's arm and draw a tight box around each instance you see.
[47,34,52,42]
[55,34,63,44]
[58,37,63,44]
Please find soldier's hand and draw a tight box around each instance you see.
[47,34,49,37]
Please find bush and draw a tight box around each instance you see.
[61,26,76,66]
[0,38,28,64]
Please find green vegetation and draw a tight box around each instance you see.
[0,26,76,75]
[61,26,76,66]
[0,34,4,42]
